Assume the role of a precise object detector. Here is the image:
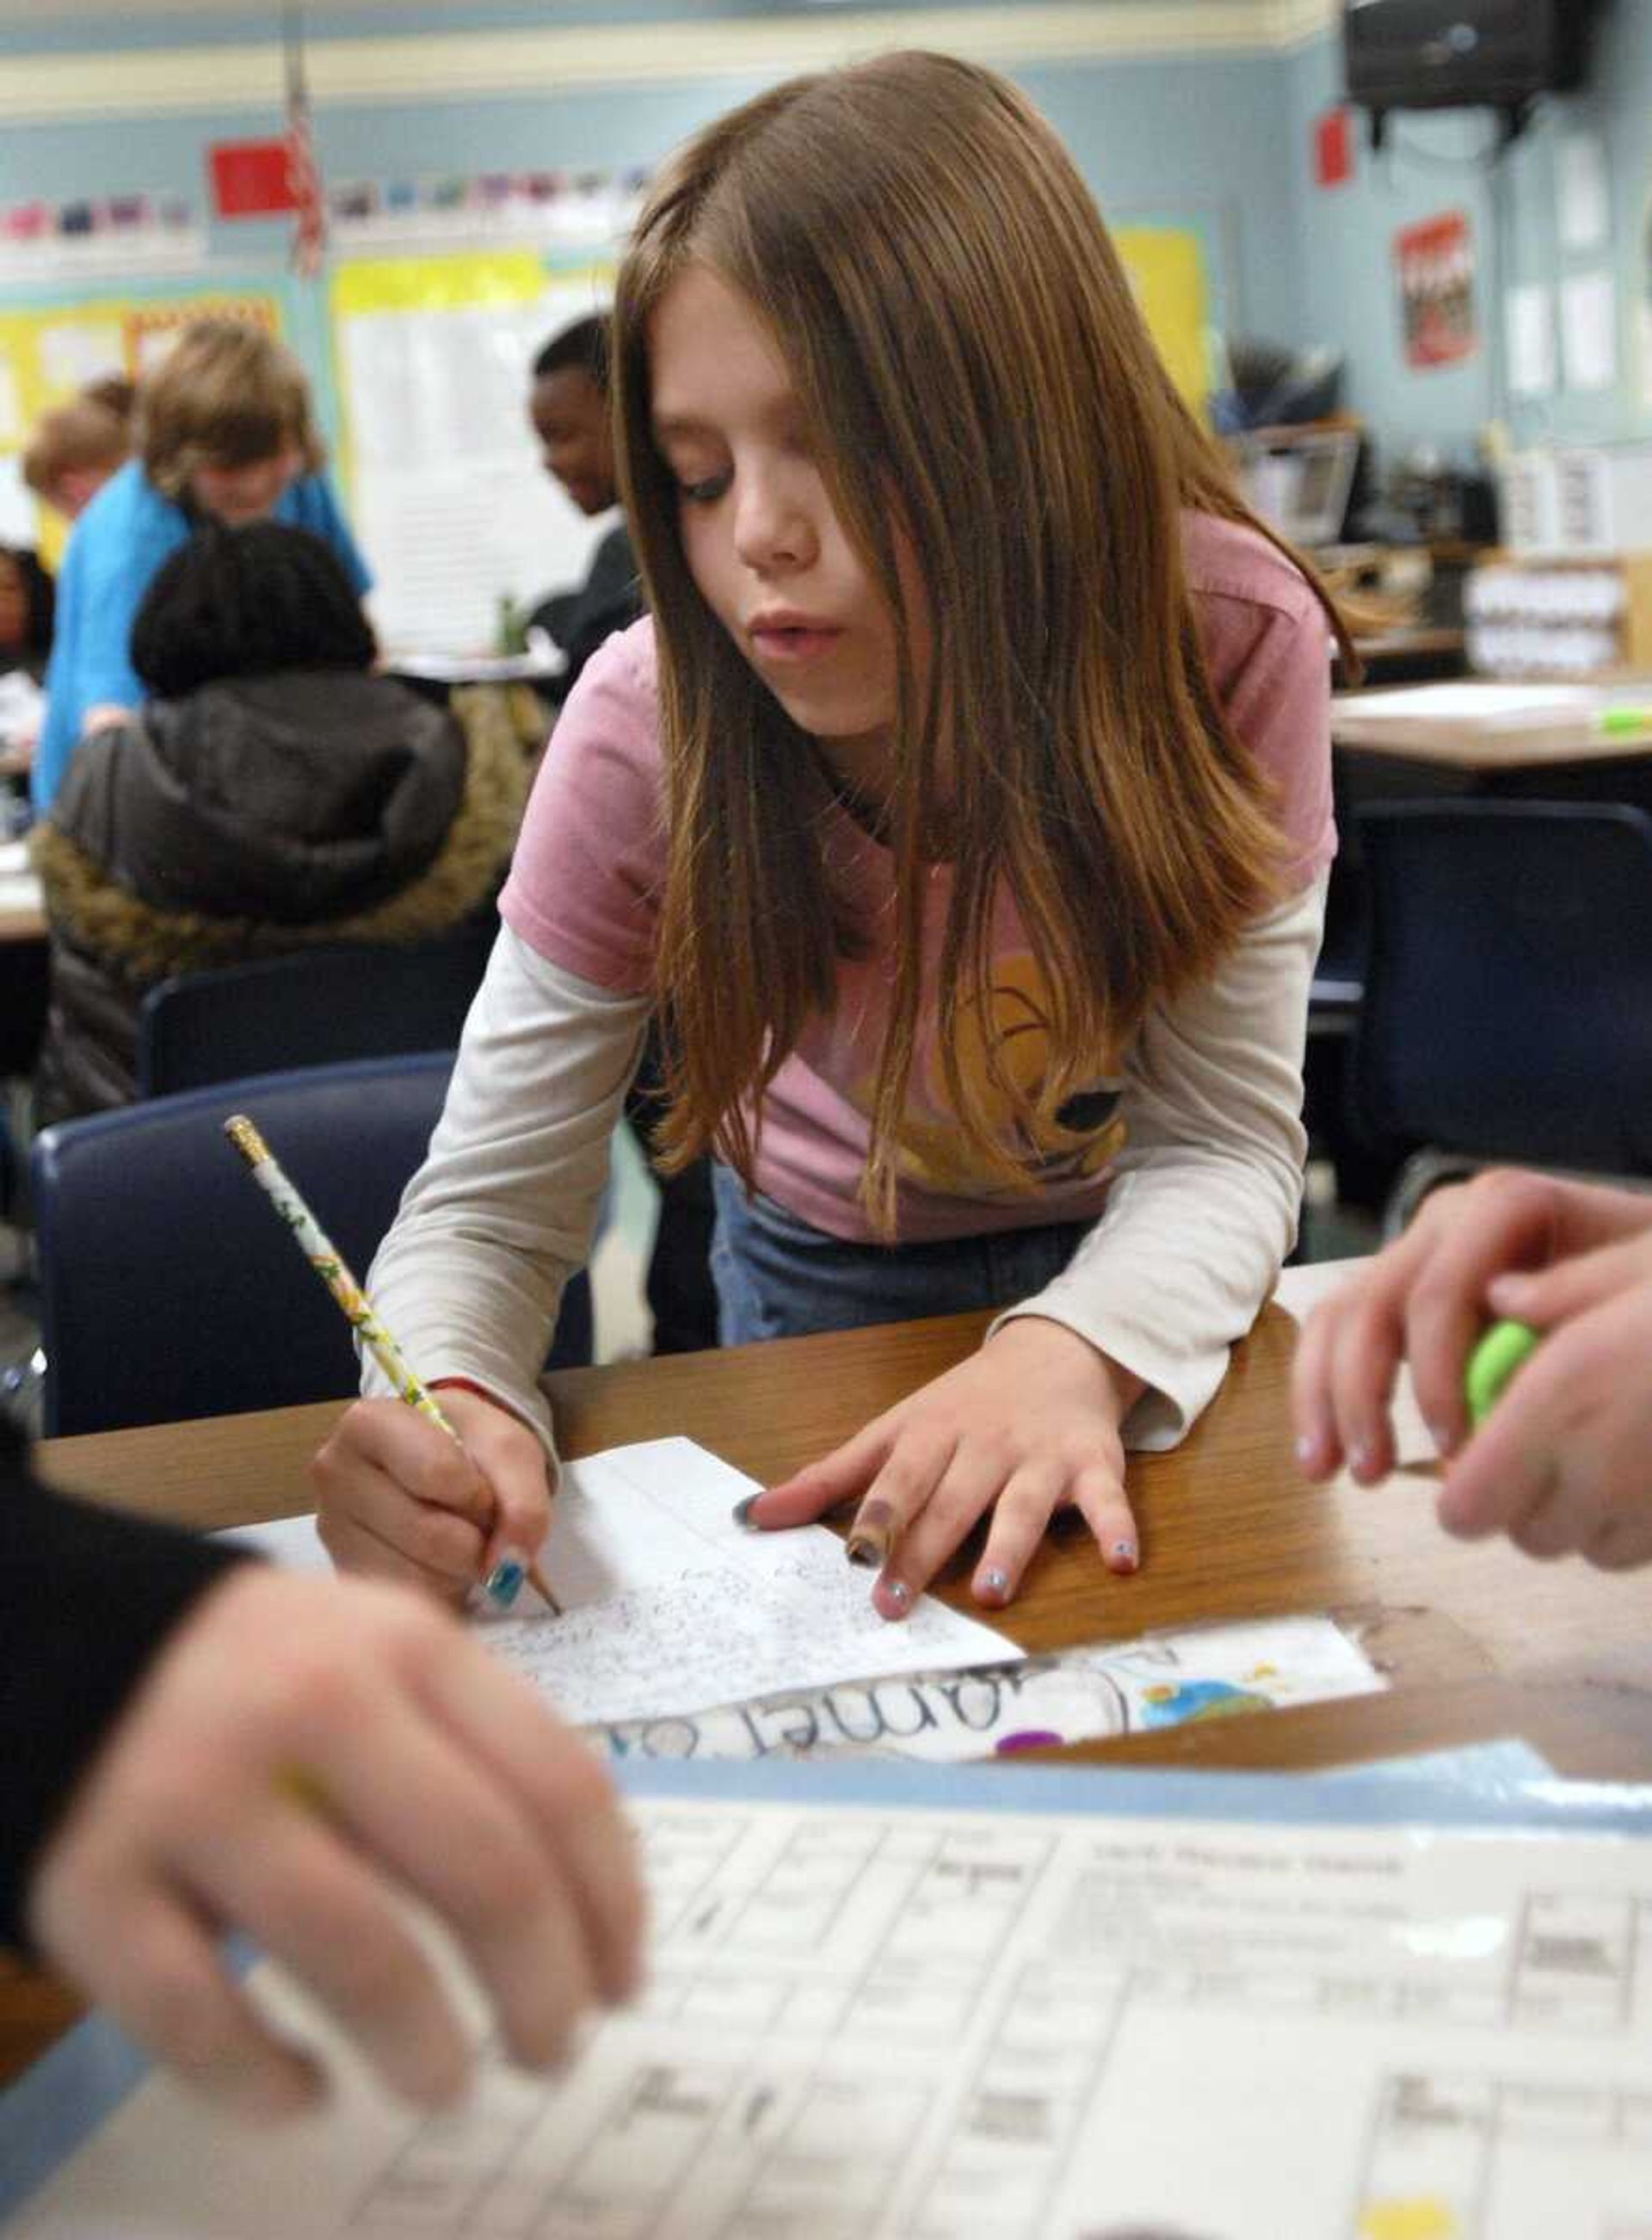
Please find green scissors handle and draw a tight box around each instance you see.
[1464,1318,1540,1428]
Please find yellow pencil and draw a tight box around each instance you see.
[223,1113,559,1615]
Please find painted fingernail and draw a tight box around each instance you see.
[846,1498,896,1569]
[1349,1441,1373,1478]
[731,1494,763,1530]
[879,1577,912,1617]
[1295,1433,1322,1470]
[977,1565,1011,1603]
[484,1550,529,1608]
[1110,1540,1138,1574]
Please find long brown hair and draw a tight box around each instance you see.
[614,50,1352,1231]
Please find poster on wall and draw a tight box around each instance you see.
[1113,225,1211,412]
[1395,209,1477,370]
[330,251,614,654]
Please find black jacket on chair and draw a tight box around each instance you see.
[33,671,526,1122]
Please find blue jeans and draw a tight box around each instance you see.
[710,1164,1090,1344]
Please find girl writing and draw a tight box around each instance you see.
[312,51,1348,1617]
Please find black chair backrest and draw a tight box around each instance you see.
[137,921,496,1098]
[1351,801,1652,1177]
[32,1052,592,1436]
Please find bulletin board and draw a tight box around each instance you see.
[0,286,284,563]
[1113,225,1213,414]
[330,250,616,654]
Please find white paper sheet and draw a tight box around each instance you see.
[225,1438,1018,1725]
[1557,129,1612,252]
[338,279,614,655]
[15,1793,1652,2238]
[1561,269,1618,393]
[1505,281,1556,398]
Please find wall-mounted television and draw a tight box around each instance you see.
[1342,2,1597,140]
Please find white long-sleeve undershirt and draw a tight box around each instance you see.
[363,873,1327,1459]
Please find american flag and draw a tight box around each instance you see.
[284,5,325,277]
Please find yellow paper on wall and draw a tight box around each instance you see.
[329,249,549,319]
[1115,225,1211,414]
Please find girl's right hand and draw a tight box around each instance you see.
[311,1387,554,1604]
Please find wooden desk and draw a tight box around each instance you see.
[31,1287,1652,1739]
[9,1277,1652,2083]
[1331,680,1652,769]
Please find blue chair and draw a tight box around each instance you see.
[1348,801,1652,1231]
[31,1051,591,1436]
[137,921,496,1098]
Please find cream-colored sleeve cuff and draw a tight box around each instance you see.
[989,875,1327,1449]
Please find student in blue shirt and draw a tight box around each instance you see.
[33,319,370,814]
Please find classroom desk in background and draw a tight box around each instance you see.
[0,854,43,947]
[8,1261,1652,2086]
[1330,678,1652,779]
[0,861,47,1080]
[0,914,43,961]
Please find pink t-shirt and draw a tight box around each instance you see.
[501,510,1335,1243]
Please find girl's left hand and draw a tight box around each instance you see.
[740,1318,1142,1616]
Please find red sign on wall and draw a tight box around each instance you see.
[1314,107,1353,188]
[1394,210,1478,369]
[207,140,298,219]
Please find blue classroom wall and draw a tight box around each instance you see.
[1285,1,1652,460]
[1,2,1648,469]
[0,11,1295,449]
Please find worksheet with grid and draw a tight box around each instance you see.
[10,1768,1652,2240]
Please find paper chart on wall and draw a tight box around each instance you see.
[1561,270,1619,394]
[330,253,617,656]
[14,1787,1652,2239]
[225,1437,1019,1726]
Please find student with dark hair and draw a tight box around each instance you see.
[126,511,376,695]
[525,315,644,710]
[34,521,525,1121]
[0,1413,643,2117]
[0,544,54,681]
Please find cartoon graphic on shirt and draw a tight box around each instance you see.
[872,949,1129,1199]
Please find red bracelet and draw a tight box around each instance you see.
[428,1374,531,1429]
[428,1374,498,1404]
